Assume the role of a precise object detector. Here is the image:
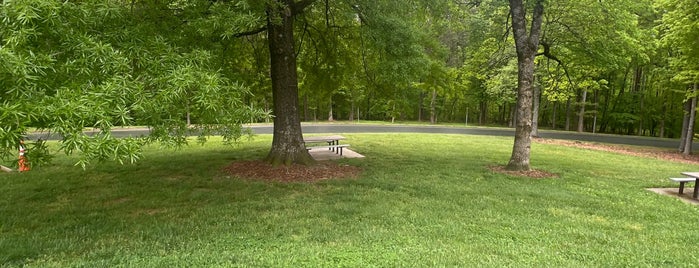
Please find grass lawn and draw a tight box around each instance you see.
[1,134,699,267]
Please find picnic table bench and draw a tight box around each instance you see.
[303,135,350,156]
[670,172,699,198]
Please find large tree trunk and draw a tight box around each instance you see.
[265,0,315,166]
[506,0,544,171]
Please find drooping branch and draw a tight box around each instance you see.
[233,26,268,38]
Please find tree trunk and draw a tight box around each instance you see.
[479,100,487,125]
[265,0,315,166]
[577,89,587,132]
[638,93,644,136]
[598,77,612,133]
[683,95,696,155]
[565,98,571,131]
[683,84,698,155]
[430,89,437,124]
[660,100,666,138]
[349,100,355,121]
[328,98,334,121]
[679,96,691,152]
[551,102,557,129]
[418,91,424,122]
[592,90,598,133]
[506,0,544,171]
[304,95,309,121]
[531,80,540,137]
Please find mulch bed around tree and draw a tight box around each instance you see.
[222,160,362,182]
[488,165,559,179]
[534,138,699,165]
[223,138,697,182]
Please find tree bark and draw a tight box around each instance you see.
[679,95,691,152]
[418,91,424,122]
[683,95,696,155]
[531,80,540,137]
[683,84,698,155]
[593,90,599,133]
[328,98,334,121]
[430,89,437,124]
[598,76,612,133]
[265,0,316,166]
[565,98,571,131]
[479,100,487,125]
[577,89,587,132]
[506,0,544,171]
[349,100,355,121]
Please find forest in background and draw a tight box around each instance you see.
[1,0,698,164]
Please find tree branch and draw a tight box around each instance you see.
[292,0,317,14]
[233,26,268,38]
[537,40,575,87]
[528,0,544,51]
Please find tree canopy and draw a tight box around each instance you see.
[1,0,697,167]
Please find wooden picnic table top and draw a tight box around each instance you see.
[303,135,346,143]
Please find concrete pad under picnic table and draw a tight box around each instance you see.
[308,148,364,161]
[647,188,699,205]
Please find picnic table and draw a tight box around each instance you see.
[679,172,699,199]
[303,135,349,155]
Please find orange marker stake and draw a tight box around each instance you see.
[18,141,29,172]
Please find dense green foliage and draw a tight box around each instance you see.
[0,1,258,167]
[1,0,698,165]
[1,134,698,266]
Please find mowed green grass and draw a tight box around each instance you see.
[1,134,699,267]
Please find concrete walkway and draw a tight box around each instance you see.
[308,148,364,161]
[647,188,699,205]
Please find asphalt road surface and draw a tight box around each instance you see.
[28,123,689,149]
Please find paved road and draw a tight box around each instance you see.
[29,123,689,149]
[253,124,687,149]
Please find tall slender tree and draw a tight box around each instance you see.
[506,0,544,171]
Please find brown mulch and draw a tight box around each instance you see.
[223,138,699,182]
[534,138,699,165]
[488,138,699,179]
[488,165,559,179]
[222,160,361,182]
